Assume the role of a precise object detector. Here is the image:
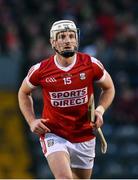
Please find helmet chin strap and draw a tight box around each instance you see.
[54,47,77,58]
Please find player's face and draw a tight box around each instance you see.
[54,31,78,53]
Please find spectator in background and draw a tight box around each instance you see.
[0,0,137,123]
[0,0,137,179]
[112,72,138,123]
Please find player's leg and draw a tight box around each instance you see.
[40,133,73,179]
[71,168,92,179]
[47,151,73,179]
[69,138,96,179]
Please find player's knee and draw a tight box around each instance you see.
[55,172,73,179]
[56,175,73,179]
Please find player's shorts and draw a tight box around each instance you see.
[40,133,96,169]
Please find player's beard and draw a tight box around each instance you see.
[54,46,77,58]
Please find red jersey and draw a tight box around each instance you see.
[26,52,106,142]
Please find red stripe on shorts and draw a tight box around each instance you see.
[40,135,47,155]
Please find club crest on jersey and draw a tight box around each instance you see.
[47,139,54,147]
[80,73,86,80]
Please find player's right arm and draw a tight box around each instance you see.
[18,78,50,136]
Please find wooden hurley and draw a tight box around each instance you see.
[88,94,107,154]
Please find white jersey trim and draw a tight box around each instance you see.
[91,57,106,83]
[95,69,106,83]
[91,56,104,69]
[25,77,37,89]
[25,63,41,89]
[54,54,76,72]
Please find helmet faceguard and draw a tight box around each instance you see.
[50,20,79,57]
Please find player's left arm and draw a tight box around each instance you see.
[96,71,115,113]
[94,71,115,128]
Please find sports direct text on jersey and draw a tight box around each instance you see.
[49,87,88,107]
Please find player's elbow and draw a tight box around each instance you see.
[109,84,115,103]
[18,86,25,105]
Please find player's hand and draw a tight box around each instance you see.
[93,110,103,129]
[29,118,51,136]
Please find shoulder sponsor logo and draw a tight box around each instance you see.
[46,77,57,83]
[49,87,88,107]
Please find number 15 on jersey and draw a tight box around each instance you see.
[63,77,72,85]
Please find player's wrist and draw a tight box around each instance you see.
[95,105,105,115]
[27,117,36,126]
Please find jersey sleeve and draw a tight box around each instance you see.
[91,57,106,82]
[25,63,41,88]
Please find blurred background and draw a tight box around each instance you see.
[0,0,138,178]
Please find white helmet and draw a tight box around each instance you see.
[50,20,78,40]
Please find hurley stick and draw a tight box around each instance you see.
[88,94,107,154]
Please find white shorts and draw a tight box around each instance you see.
[40,133,96,169]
